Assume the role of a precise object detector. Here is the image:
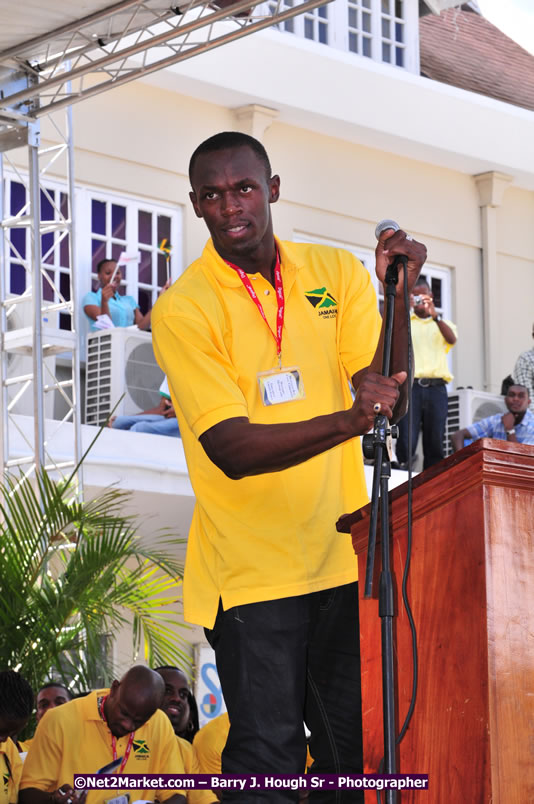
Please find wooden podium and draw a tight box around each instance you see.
[337,439,534,803]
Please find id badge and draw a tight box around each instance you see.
[257,366,305,406]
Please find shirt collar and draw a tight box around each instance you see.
[202,237,302,288]
[82,688,110,721]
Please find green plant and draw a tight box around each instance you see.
[0,467,189,695]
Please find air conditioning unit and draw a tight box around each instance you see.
[85,328,164,426]
[443,388,507,456]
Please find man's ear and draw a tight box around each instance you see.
[269,175,280,204]
[109,679,120,698]
[189,191,203,219]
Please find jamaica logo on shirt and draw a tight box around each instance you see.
[132,739,150,760]
[305,287,338,319]
[3,771,9,792]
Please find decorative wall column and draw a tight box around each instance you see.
[473,171,512,393]
[232,104,279,140]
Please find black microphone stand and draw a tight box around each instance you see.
[361,254,407,804]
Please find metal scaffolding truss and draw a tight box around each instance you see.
[0,101,83,490]
[0,0,333,121]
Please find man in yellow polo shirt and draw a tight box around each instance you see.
[20,666,187,804]
[152,132,427,801]
[395,279,457,470]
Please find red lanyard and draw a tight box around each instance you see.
[225,250,284,366]
[99,695,135,773]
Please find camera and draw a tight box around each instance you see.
[413,294,425,305]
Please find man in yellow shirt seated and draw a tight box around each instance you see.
[19,682,73,752]
[154,667,215,804]
[20,666,187,804]
[0,670,34,804]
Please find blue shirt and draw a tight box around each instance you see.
[467,408,534,445]
[83,288,139,330]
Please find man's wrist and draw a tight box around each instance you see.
[432,313,442,322]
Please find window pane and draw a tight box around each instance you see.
[42,231,54,264]
[10,263,26,294]
[158,253,169,287]
[138,287,151,316]
[91,199,106,235]
[363,12,371,32]
[431,278,442,308]
[92,238,107,272]
[40,188,54,223]
[382,42,391,61]
[362,0,370,7]
[396,46,404,66]
[348,7,357,28]
[10,228,25,260]
[349,31,358,52]
[305,17,314,39]
[111,204,126,240]
[43,268,55,302]
[139,210,152,245]
[319,22,328,44]
[59,312,71,331]
[395,22,403,42]
[10,181,26,215]
[60,271,71,302]
[157,215,171,246]
[111,243,123,265]
[60,232,70,268]
[381,0,390,12]
[363,37,372,57]
[382,18,390,38]
[139,250,153,285]
[284,18,294,32]
[395,0,403,18]
[318,5,327,18]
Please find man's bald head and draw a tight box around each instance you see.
[104,665,165,737]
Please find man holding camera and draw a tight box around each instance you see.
[395,279,457,470]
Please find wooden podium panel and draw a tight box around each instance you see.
[337,440,534,803]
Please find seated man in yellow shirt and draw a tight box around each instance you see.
[0,670,34,804]
[20,666,187,804]
[154,667,215,804]
[19,682,73,752]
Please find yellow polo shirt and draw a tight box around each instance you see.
[21,690,184,804]
[175,738,215,804]
[193,714,229,775]
[152,239,381,628]
[0,739,22,804]
[411,312,457,383]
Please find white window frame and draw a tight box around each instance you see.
[266,0,420,74]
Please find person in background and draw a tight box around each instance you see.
[451,384,534,451]
[395,279,457,470]
[18,682,73,752]
[154,667,199,743]
[83,258,169,331]
[513,322,534,413]
[154,667,216,804]
[20,666,187,804]
[0,670,34,804]
[110,377,180,437]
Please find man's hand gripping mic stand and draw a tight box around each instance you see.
[361,254,407,804]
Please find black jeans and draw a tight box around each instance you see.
[396,382,448,469]
[205,583,364,803]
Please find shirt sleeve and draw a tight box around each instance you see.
[20,713,62,792]
[82,290,100,308]
[337,252,382,381]
[192,716,228,775]
[152,312,249,439]
[467,416,495,440]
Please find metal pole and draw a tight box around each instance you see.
[66,100,84,496]
[28,121,45,475]
[0,153,9,474]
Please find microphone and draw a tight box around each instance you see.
[375,219,400,240]
[374,219,406,285]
